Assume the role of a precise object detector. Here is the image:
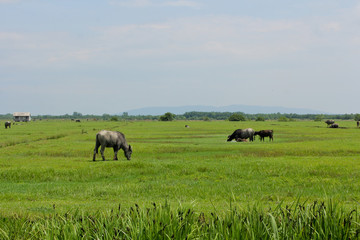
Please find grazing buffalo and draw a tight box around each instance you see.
[254,130,274,141]
[357,121,359,128]
[75,119,81,122]
[93,130,132,161]
[227,128,255,142]
[329,123,339,128]
[325,120,335,127]
[4,121,11,129]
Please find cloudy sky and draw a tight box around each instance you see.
[1,0,359,115]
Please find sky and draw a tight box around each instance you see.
[1,0,359,115]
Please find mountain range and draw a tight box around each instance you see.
[124,105,327,116]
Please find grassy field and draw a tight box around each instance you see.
[1,119,360,217]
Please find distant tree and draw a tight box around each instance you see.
[278,116,288,122]
[342,114,353,120]
[110,116,119,121]
[354,114,360,121]
[228,113,246,121]
[73,112,82,117]
[102,114,111,120]
[314,115,324,122]
[159,112,175,121]
[0,113,13,120]
[203,116,210,121]
[255,116,265,121]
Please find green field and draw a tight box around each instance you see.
[1,119,360,216]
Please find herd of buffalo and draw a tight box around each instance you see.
[93,127,274,161]
[227,128,273,142]
[3,119,357,161]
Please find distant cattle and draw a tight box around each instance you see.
[325,120,335,127]
[227,128,255,142]
[93,130,132,161]
[329,123,339,128]
[4,121,11,129]
[254,130,274,141]
[357,121,359,128]
[75,119,81,122]
[185,125,190,128]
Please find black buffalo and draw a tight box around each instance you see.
[4,121,11,129]
[93,130,132,161]
[329,123,339,128]
[254,130,273,141]
[227,128,255,142]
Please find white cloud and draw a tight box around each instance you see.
[110,0,200,8]
[109,0,152,7]
[1,8,359,84]
[0,0,18,3]
[93,15,313,64]
[0,32,24,40]
[0,14,347,69]
[163,0,200,8]
[47,47,106,63]
[321,22,341,32]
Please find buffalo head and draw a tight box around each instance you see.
[124,145,133,160]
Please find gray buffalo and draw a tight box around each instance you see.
[227,128,255,142]
[4,121,11,129]
[93,130,132,161]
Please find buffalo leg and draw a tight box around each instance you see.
[113,147,118,160]
[93,143,100,161]
[93,148,98,161]
[100,146,106,161]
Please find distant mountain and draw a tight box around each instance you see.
[124,105,327,116]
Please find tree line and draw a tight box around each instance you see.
[1,111,359,121]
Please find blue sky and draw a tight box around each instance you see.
[1,0,359,115]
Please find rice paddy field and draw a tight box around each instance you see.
[1,119,360,239]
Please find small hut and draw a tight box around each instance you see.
[13,112,31,122]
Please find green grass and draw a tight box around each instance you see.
[1,200,359,239]
[0,119,360,217]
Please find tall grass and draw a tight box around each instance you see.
[0,200,359,239]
